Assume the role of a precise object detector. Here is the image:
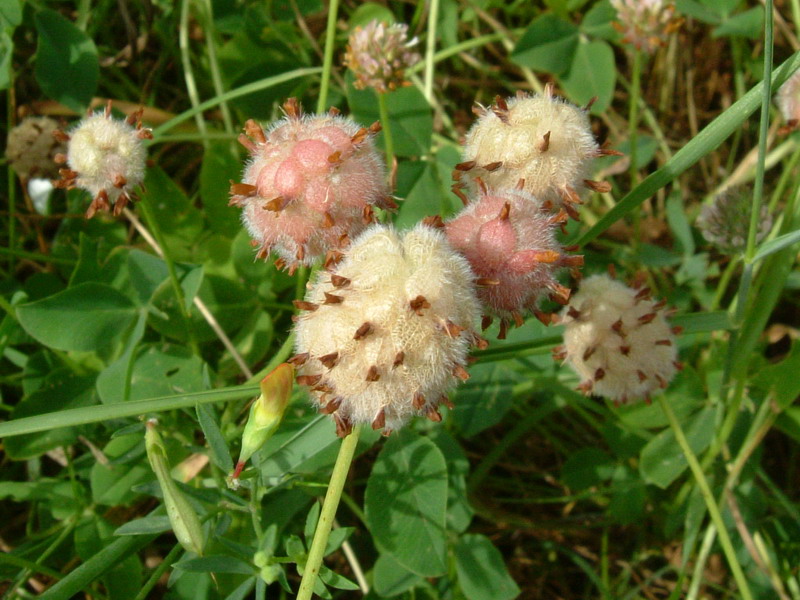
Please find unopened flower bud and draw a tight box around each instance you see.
[145,420,205,556]
[697,186,772,253]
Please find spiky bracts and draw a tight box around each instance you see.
[292,223,482,436]
[456,85,613,220]
[55,102,151,218]
[5,117,66,180]
[445,186,582,338]
[344,20,420,93]
[610,0,680,54]
[230,99,391,272]
[776,69,800,133]
[697,186,772,253]
[554,273,681,404]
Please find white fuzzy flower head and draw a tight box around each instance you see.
[5,116,66,180]
[57,102,150,218]
[344,20,421,93]
[697,186,772,253]
[776,69,800,129]
[230,99,390,273]
[555,273,681,404]
[291,223,482,436]
[610,0,679,54]
[457,85,610,220]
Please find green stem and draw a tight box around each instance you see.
[628,49,643,187]
[136,196,199,356]
[423,0,440,104]
[709,257,740,311]
[658,396,753,600]
[377,91,395,171]
[179,0,208,145]
[132,543,184,600]
[0,246,76,265]
[200,0,234,135]
[297,425,362,600]
[316,0,339,112]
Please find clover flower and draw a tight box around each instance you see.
[776,69,800,131]
[455,85,614,220]
[5,116,66,180]
[55,102,151,218]
[610,0,679,54]
[445,185,582,338]
[344,20,421,93]
[230,99,392,273]
[291,223,482,436]
[554,273,681,404]
[697,187,772,253]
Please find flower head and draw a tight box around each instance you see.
[56,102,151,218]
[697,187,772,253]
[555,273,681,404]
[230,99,391,273]
[610,0,679,54]
[456,85,611,220]
[344,20,420,93]
[5,116,66,180]
[776,69,800,129]
[445,185,582,337]
[291,223,482,435]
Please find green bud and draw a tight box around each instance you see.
[259,564,282,585]
[145,420,205,556]
[232,363,294,480]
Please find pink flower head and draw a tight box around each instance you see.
[610,0,679,54]
[230,99,392,272]
[344,20,421,93]
[444,185,583,338]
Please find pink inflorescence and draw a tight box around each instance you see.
[344,20,420,93]
[444,185,583,338]
[230,99,392,272]
[610,0,679,54]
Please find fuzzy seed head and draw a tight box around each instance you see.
[776,69,800,126]
[5,117,66,180]
[697,187,772,253]
[610,0,678,54]
[445,187,579,319]
[344,20,421,93]
[558,274,678,403]
[64,109,149,216]
[293,223,480,434]
[232,102,389,269]
[462,91,600,211]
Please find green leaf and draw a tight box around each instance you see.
[430,429,474,533]
[0,32,13,90]
[365,431,448,577]
[95,311,147,404]
[143,168,204,259]
[347,2,395,28]
[34,9,98,113]
[713,6,763,38]
[666,192,695,256]
[581,0,617,40]
[201,142,243,238]
[0,0,22,28]
[753,343,800,409]
[455,534,520,600]
[114,516,173,536]
[373,553,423,597]
[639,406,719,488]
[561,448,615,490]
[511,14,579,76]
[127,250,168,305]
[752,229,800,263]
[197,403,234,473]
[176,556,255,575]
[17,282,137,353]
[560,39,616,114]
[670,311,732,333]
[453,362,522,437]
[90,435,151,506]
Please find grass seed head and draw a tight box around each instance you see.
[293,223,480,434]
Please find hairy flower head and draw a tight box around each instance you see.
[456,85,611,220]
[344,20,420,93]
[776,69,800,130]
[56,102,151,218]
[555,273,681,404]
[610,0,679,54]
[291,223,482,435]
[230,99,391,272]
[697,186,772,253]
[445,185,582,337]
[5,116,66,180]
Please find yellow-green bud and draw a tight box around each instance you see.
[233,363,294,479]
[145,420,205,556]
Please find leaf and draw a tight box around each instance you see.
[114,516,173,536]
[176,556,255,575]
[347,2,396,28]
[561,448,615,490]
[127,250,168,305]
[753,342,800,409]
[95,311,147,404]
[365,431,448,577]
[511,14,579,76]
[560,39,616,114]
[17,282,137,352]
[0,31,13,91]
[639,406,719,488]
[373,553,423,597]
[713,6,763,39]
[581,0,617,40]
[452,361,522,437]
[197,403,234,473]
[143,168,204,259]
[670,311,732,333]
[200,142,243,238]
[752,229,800,263]
[90,435,151,506]
[430,429,474,533]
[0,0,22,29]
[455,534,520,600]
[34,9,98,113]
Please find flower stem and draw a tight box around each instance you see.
[628,49,643,247]
[377,91,395,171]
[657,396,753,600]
[423,0,440,104]
[297,425,362,600]
[316,0,340,112]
